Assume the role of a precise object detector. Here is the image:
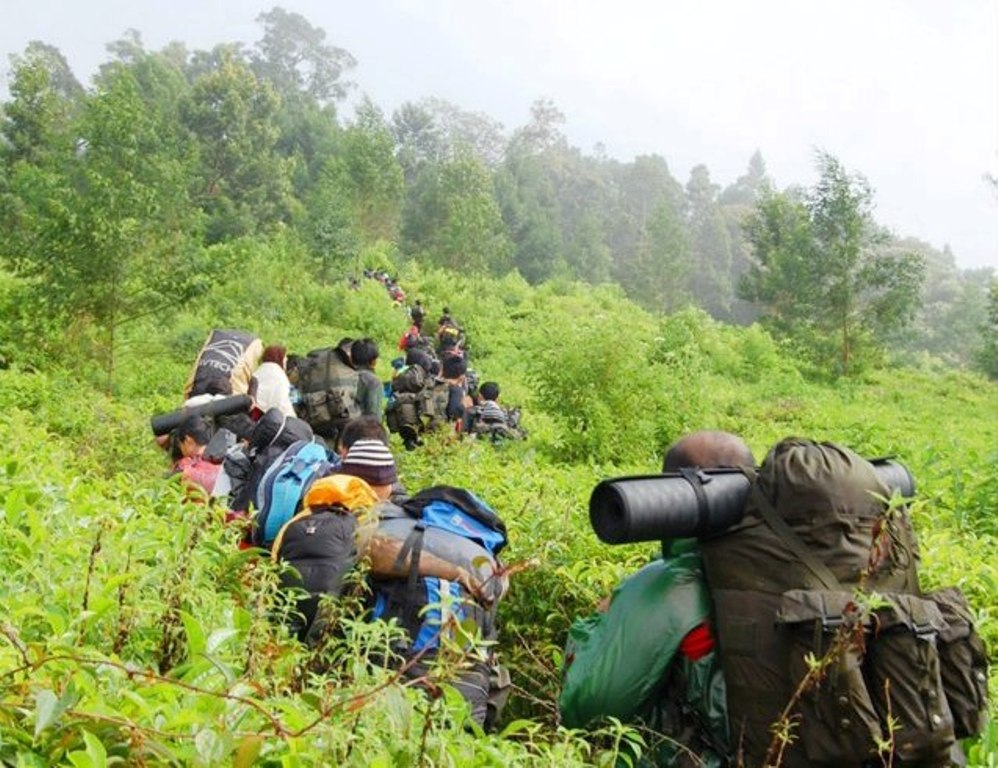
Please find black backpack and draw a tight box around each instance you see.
[701,439,988,767]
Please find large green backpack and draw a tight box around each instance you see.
[701,439,988,768]
[296,348,361,440]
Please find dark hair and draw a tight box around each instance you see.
[199,376,232,397]
[405,348,433,370]
[442,355,466,379]
[339,415,389,450]
[479,381,500,401]
[261,344,286,366]
[351,338,379,368]
[176,415,211,446]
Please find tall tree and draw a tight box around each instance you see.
[2,42,83,164]
[181,50,291,242]
[740,152,925,374]
[686,164,734,318]
[336,98,404,244]
[252,7,355,104]
[1,64,205,388]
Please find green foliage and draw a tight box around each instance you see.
[0,15,995,764]
[976,279,998,379]
[181,49,293,242]
[1,62,205,389]
[740,152,927,376]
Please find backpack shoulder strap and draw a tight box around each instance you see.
[386,522,426,637]
[271,508,313,561]
[750,478,843,592]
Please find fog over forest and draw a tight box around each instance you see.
[2,4,997,375]
[4,0,996,271]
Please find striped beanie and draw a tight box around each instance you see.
[339,439,398,486]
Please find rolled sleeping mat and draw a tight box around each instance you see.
[150,394,253,436]
[589,460,917,545]
[375,516,505,605]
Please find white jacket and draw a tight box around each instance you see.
[252,362,296,418]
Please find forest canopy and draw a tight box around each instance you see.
[1,8,994,382]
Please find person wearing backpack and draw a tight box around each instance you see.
[559,431,753,767]
[425,355,471,434]
[184,329,262,400]
[466,381,525,442]
[385,349,435,451]
[699,438,986,768]
[337,416,409,504]
[350,338,384,421]
[171,415,223,501]
[251,344,296,419]
[364,486,511,729]
[273,442,482,643]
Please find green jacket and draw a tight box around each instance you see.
[559,542,729,766]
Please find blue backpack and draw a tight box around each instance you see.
[370,486,507,653]
[253,440,335,548]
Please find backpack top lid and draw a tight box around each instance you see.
[403,485,508,555]
[756,437,890,524]
[304,474,378,513]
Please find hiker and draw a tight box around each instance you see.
[385,348,436,451]
[466,381,525,441]
[271,443,490,646]
[337,438,398,502]
[171,415,222,500]
[559,430,753,767]
[410,299,425,326]
[698,438,984,768]
[337,415,409,502]
[365,485,510,728]
[425,355,472,433]
[350,338,383,421]
[436,308,464,357]
[398,318,427,353]
[227,407,320,515]
[252,344,295,419]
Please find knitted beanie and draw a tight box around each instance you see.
[339,439,398,486]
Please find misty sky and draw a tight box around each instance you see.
[4,0,997,269]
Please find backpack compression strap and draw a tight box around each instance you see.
[392,523,427,638]
[749,478,843,592]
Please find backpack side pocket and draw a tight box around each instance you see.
[865,593,955,764]
[924,587,989,738]
[777,589,883,764]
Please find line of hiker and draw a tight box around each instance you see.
[152,327,516,728]
[154,329,989,763]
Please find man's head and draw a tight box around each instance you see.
[339,439,398,501]
[351,338,379,369]
[405,348,433,372]
[663,430,754,472]
[479,381,500,402]
[441,355,467,380]
[337,415,389,456]
[176,415,212,459]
